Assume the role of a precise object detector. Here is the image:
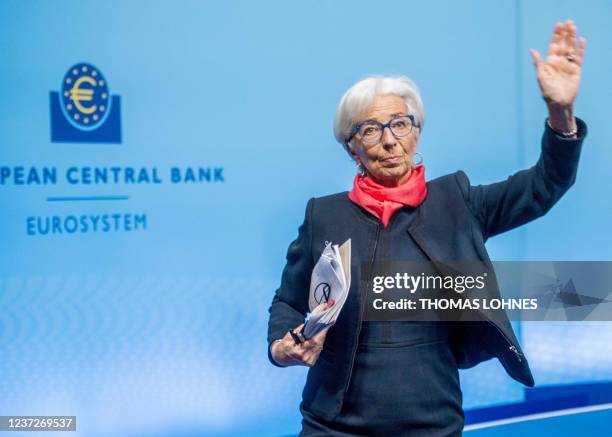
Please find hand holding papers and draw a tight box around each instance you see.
[302,239,351,339]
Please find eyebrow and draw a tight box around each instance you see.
[359,113,407,124]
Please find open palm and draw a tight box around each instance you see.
[531,20,586,107]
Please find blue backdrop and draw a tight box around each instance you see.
[1,0,611,435]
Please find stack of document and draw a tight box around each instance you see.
[302,239,351,339]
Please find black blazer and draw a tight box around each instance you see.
[267,119,587,422]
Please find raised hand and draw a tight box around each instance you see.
[530,20,586,133]
[531,20,585,107]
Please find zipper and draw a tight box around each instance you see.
[508,344,523,363]
[488,320,523,363]
[341,223,381,405]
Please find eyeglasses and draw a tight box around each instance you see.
[346,114,419,147]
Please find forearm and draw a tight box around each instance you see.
[268,295,305,340]
[266,198,314,366]
[539,116,586,190]
[460,117,586,239]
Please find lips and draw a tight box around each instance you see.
[381,156,403,164]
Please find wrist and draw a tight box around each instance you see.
[271,339,286,365]
[547,117,578,138]
[547,103,577,134]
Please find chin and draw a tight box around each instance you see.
[382,166,410,178]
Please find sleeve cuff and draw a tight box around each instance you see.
[544,116,588,141]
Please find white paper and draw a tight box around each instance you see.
[303,239,351,339]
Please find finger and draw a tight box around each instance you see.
[306,350,322,365]
[306,344,323,354]
[548,22,563,57]
[312,326,331,342]
[300,353,315,367]
[576,37,586,64]
[567,20,576,50]
[530,49,544,71]
[290,349,307,363]
[285,324,305,340]
[559,21,571,53]
[300,338,322,352]
[559,20,569,51]
[288,323,306,344]
[309,355,320,366]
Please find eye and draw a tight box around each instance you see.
[361,126,380,137]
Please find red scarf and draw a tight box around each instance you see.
[348,165,427,228]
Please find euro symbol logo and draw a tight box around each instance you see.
[69,76,97,114]
[59,63,111,130]
[314,282,331,304]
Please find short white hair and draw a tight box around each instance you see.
[333,75,425,153]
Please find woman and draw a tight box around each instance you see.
[267,20,587,436]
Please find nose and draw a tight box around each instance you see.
[381,126,398,149]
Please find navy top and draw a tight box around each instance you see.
[300,207,464,436]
